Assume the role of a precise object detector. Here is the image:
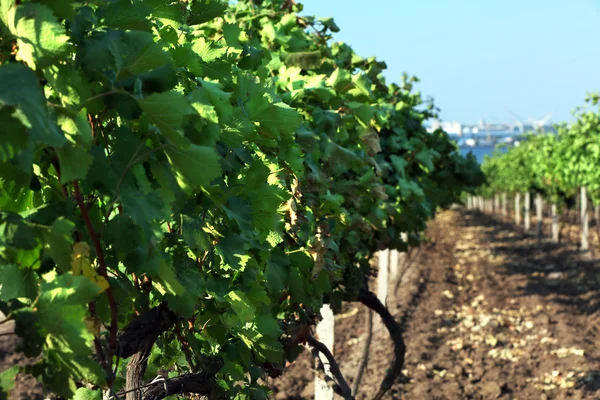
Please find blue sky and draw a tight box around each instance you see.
[300,0,600,124]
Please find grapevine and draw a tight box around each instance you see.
[0,1,483,399]
[480,93,600,211]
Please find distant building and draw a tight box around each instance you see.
[442,121,463,135]
[425,119,556,136]
[426,120,462,135]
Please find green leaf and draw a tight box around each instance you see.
[0,264,38,301]
[317,17,340,32]
[119,31,174,79]
[36,0,77,20]
[73,387,103,400]
[121,190,166,236]
[193,80,233,121]
[250,184,288,237]
[0,63,66,147]
[43,65,92,107]
[55,109,94,183]
[246,96,303,138]
[181,214,211,252]
[98,0,152,31]
[192,38,227,63]
[188,0,228,25]
[239,46,265,70]
[7,3,70,70]
[155,259,186,297]
[390,155,408,178]
[55,143,94,183]
[415,149,434,171]
[216,233,248,270]
[0,365,19,400]
[226,290,255,324]
[223,23,242,48]
[145,0,184,30]
[164,144,221,191]
[0,107,29,162]
[43,218,75,272]
[223,197,253,232]
[139,91,193,146]
[39,272,101,307]
[265,251,289,295]
[78,30,124,81]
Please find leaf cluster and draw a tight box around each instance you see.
[0,0,482,397]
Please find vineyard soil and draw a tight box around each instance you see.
[272,209,600,399]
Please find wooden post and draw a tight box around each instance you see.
[315,304,335,400]
[536,194,543,239]
[389,249,399,282]
[524,192,531,232]
[551,203,559,243]
[502,192,507,218]
[377,249,389,306]
[581,186,589,251]
[494,194,500,215]
[515,193,521,227]
[396,233,408,279]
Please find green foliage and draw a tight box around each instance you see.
[480,93,600,205]
[0,0,482,397]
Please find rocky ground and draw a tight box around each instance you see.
[271,208,600,399]
[0,312,44,400]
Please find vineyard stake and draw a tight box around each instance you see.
[315,305,335,400]
[581,186,589,251]
[536,194,543,239]
[494,194,500,215]
[524,192,531,232]
[377,249,390,306]
[515,193,521,227]
[552,203,559,243]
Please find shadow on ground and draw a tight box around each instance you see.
[464,210,600,316]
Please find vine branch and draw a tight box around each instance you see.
[351,308,373,396]
[73,180,119,378]
[306,335,353,400]
[118,304,222,400]
[357,287,406,400]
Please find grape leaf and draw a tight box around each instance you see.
[7,3,70,70]
[164,144,221,191]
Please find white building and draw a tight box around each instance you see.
[426,120,462,135]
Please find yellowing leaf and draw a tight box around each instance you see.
[71,242,109,292]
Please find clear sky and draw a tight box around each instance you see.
[300,0,600,124]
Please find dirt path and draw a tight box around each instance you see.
[397,209,600,399]
[274,208,600,399]
[0,311,43,400]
